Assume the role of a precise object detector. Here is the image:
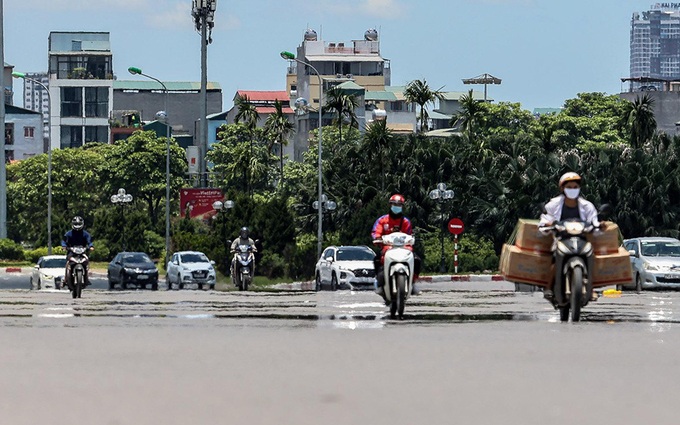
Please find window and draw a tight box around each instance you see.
[5,123,14,145]
[60,126,83,148]
[85,87,108,117]
[84,126,107,143]
[24,127,35,138]
[61,87,82,117]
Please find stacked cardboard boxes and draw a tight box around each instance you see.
[499,220,633,288]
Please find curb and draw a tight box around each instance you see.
[5,267,22,273]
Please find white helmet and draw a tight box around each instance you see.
[559,172,582,187]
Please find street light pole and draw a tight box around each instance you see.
[127,67,171,265]
[110,188,133,251]
[0,0,6,239]
[280,51,324,258]
[12,72,52,253]
[429,183,455,273]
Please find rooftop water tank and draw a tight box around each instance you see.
[372,109,387,121]
[364,28,378,41]
[304,29,318,41]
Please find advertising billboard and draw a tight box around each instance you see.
[179,188,223,220]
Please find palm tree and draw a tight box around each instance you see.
[264,100,295,185]
[451,89,485,142]
[323,86,360,147]
[404,79,444,133]
[621,94,657,149]
[234,94,260,196]
[362,119,394,191]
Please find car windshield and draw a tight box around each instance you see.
[336,248,375,261]
[42,258,66,268]
[123,253,152,264]
[641,242,680,257]
[181,253,209,263]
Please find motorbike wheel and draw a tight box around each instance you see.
[570,267,584,322]
[331,274,338,291]
[396,274,406,320]
[74,269,83,299]
[243,276,250,291]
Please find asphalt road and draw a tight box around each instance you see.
[0,276,678,425]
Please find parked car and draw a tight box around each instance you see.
[107,252,159,290]
[30,255,67,290]
[622,237,680,291]
[314,245,376,291]
[166,251,216,290]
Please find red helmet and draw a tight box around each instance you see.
[389,194,405,205]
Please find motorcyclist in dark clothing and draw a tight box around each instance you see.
[61,216,94,286]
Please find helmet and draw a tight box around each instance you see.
[389,194,405,206]
[72,216,84,231]
[239,227,249,239]
[559,172,582,187]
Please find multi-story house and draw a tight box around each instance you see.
[283,28,391,160]
[48,31,113,149]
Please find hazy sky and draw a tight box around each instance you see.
[4,0,654,112]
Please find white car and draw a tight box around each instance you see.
[30,255,67,290]
[314,245,376,291]
[166,251,216,290]
[623,237,680,291]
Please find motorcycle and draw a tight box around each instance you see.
[374,232,415,320]
[539,218,600,322]
[231,243,256,291]
[65,245,90,299]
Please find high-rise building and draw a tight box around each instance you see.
[630,5,680,90]
[21,72,50,147]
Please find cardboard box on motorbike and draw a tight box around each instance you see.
[500,219,631,288]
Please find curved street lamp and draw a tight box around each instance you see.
[12,71,53,253]
[111,188,133,251]
[127,67,171,264]
[280,51,325,258]
[429,183,455,272]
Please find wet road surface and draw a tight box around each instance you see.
[0,278,678,424]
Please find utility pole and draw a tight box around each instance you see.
[192,0,216,188]
[0,0,7,239]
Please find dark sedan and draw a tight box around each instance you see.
[107,252,159,290]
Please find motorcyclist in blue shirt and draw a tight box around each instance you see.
[61,216,94,286]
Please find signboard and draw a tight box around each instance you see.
[179,188,223,220]
[186,146,199,174]
[448,218,464,235]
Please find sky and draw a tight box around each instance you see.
[2,0,658,113]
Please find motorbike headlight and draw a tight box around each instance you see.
[644,262,659,271]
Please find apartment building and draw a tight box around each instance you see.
[48,31,113,149]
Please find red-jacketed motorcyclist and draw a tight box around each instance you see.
[371,194,422,300]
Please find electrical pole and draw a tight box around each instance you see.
[192,0,215,188]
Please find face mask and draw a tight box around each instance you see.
[564,188,580,200]
[390,206,403,215]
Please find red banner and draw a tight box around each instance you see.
[179,188,224,220]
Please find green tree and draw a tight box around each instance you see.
[621,94,657,149]
[264,100,295,184]
[101,130,187,228]
[404,79,443,133]
[323,86,360,148]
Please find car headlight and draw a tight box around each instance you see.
[40,273,54,280]
[124,267,136,274]
[644,262,658,271]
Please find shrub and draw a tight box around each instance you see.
[259,252,286,279]
[0,239,24,261]
[143,230,165,259]
[88,239,111,262]
[24,247,49,263]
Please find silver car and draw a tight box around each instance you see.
[623,237,680,291]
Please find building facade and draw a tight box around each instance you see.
[21,72,50,149]
[630,5,680,91]
[48,31,114,149]
[283,28,392,160]
[4,104,44,161]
